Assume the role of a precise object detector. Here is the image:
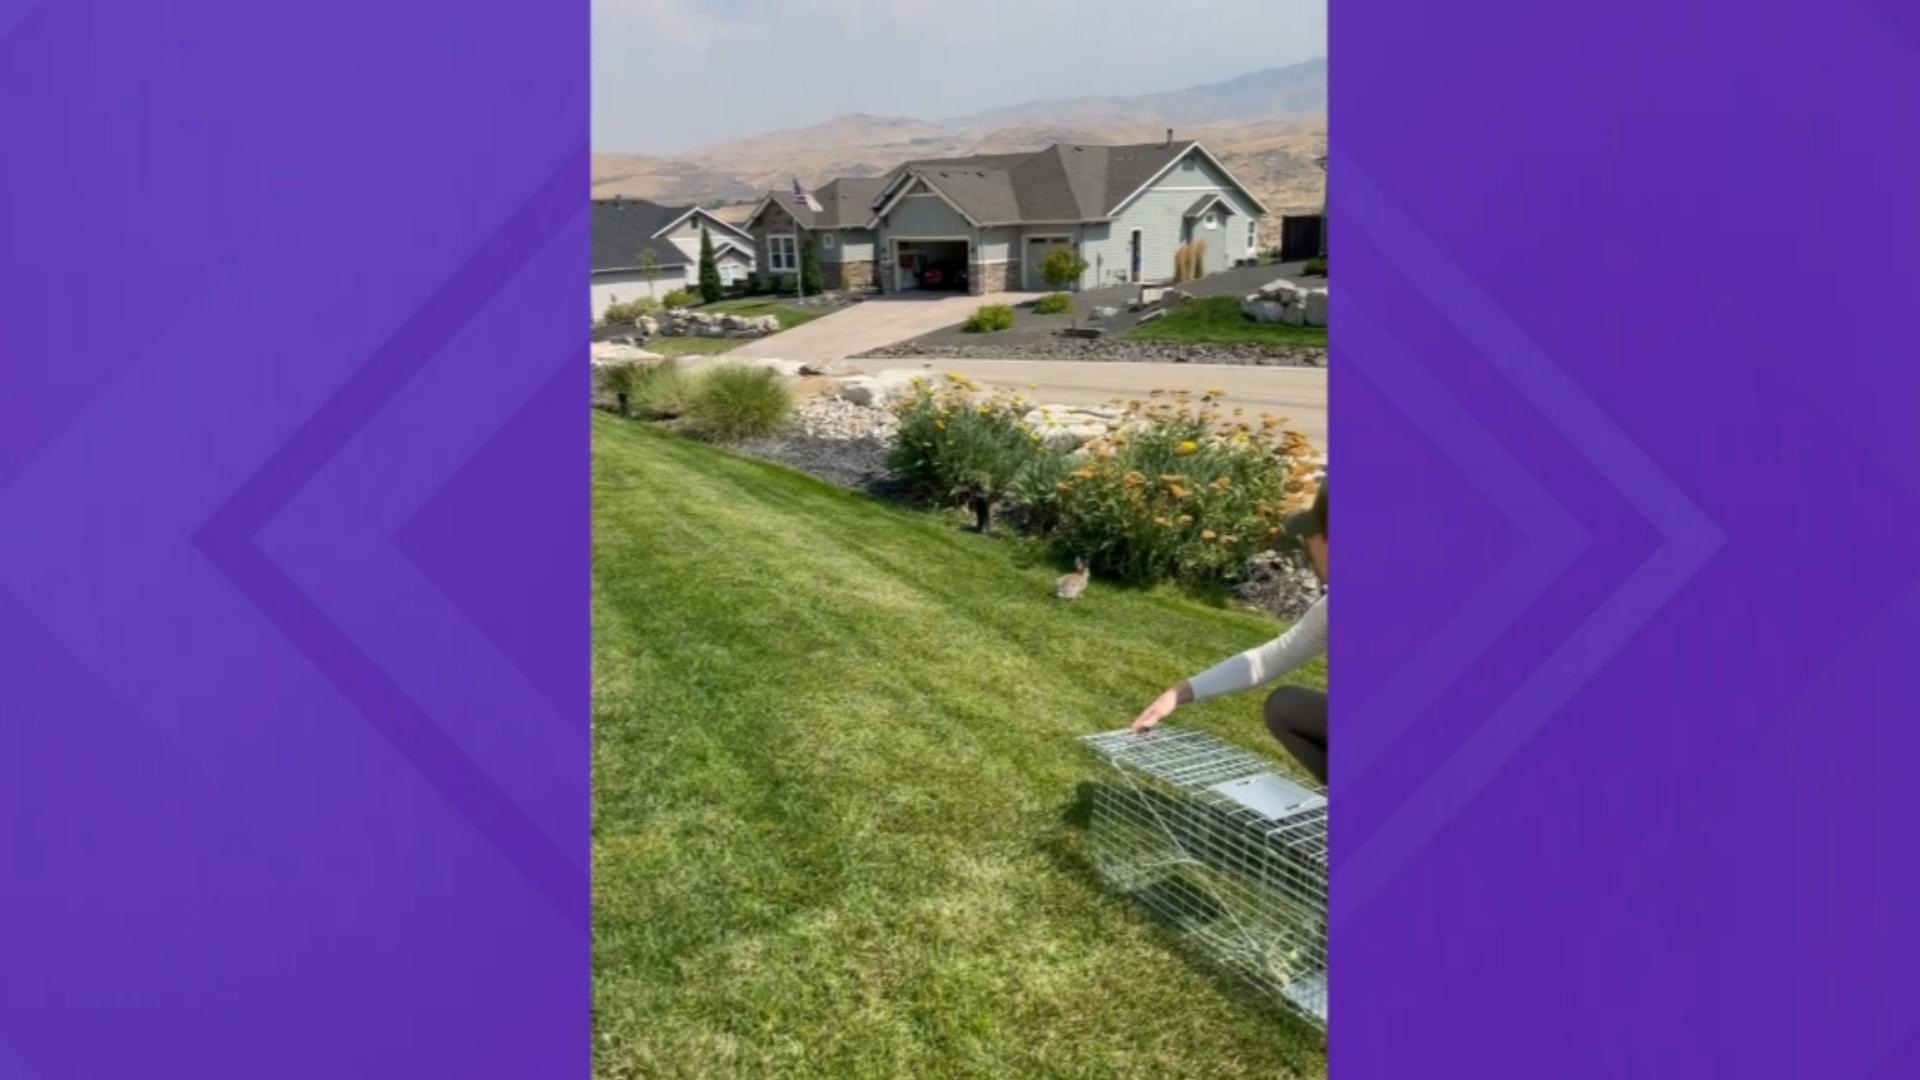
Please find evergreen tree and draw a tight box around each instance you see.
[697,227,722,304]
[800,234,823,296]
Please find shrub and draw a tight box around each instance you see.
[1032,292,1073,315]
[1042,396,1319,584]
[631,360,696,419]
[661,287,700,308]
[800,235,822,295]
[601,298,659,325]
[1303,256,1327,276]
[1038,246,1088,293]
[684,365,792,443]
[889,376,1045,533]
[961,304,1015,334]
[597,362,641,416]
[697,227,723,303]
[1173,240,1207,284]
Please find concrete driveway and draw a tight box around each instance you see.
[833,357,1329,450]
[724,292,1040,365]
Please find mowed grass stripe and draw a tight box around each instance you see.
[593,414,1326,1079]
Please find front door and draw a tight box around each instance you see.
[1129,230,1142,283]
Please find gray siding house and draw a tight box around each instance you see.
[748,138,1265,297]
[590,198,756,318]
[867,138,1267,295]
[743,178,887,292]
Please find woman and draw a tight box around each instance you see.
[1130,483,1328,784]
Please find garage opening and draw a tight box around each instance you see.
[894,239,970,292]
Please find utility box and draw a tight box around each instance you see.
[1081,727,1328,1027]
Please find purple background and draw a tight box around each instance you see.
[0,1,586,1077]
[1335,1,1920,1075]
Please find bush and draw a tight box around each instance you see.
[1173,240,1207,284]
[1038,246,1089,293]
[697,228,723,304]
[661,287,700,308]
[631,360,696,419]
[600,297,660,325]
[1044,397,1317,584]
[800,236,822,295]
[1032,292,1072,315]
[961,304,1015,334]
[889,376,1045,533]
[684,365,792,443]
[1303,257,1327,276]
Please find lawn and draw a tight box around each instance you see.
[696,296,829,331]
[641,336,744,358]
[1124,295,1327,348]
[593,414,1327,1079]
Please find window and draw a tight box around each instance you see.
[822,233,836,249]
[1247,220,1258,251]
[769,234,797,272]
[1203,212,1218,230]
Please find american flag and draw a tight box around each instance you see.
[791,177,823,213]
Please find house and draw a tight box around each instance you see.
[590,198,756,318]
[742,177,888,292]
[747,137,1268,297]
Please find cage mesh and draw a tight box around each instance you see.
[1081,727,1327,1027]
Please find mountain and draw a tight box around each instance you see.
[592,58,1327,217]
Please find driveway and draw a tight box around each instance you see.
[724,292,1041,365]
[833,357,1329,451]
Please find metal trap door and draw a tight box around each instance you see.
[1206,773,1325,820]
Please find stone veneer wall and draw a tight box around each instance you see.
[826,260,877,292]
[974,260,1013,295]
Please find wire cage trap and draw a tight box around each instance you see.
[1080,726,1327,1027]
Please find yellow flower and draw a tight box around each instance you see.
[1056,482,1073,493]
[1219,534,1238,545]
[1175,440,1198,456]
[1123,471,1147,486]
[946,372,966,383]
[977,405,990,415]
[934,420,946,431]
[1206,387,1225,396]
[1071,467,1096,480]
[1201,529,1218,541]
[1168,484,1192,500]
[1212,476,1232,490]
[1178,513,1193,524]
[1154,516,1173,527]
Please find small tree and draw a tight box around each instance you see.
[638,249,661,299]
[1038,245,1089,325]
[800,234,823,296]
[697,227,722,303]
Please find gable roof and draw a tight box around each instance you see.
[652,205,755,245]
[591,198,695,272]
[753,176,889,232]
[863,140,1267,227]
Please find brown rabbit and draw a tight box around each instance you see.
[1054,557,1090,600]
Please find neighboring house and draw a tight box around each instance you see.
[590,197,756,318]
[743,177,888,292]
[872,137,1269,295]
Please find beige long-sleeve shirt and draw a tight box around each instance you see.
[1184,594,1327,702]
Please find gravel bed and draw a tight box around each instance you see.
[1229,552,1326,622]
[852,338,1324,367]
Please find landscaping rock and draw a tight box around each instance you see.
[853,338,1324,367]
[1090,305,1120,320]
[1303,287,1329,327]
[1242,297,1289,324]
[1232,551,1325,622]
[836,371,921,409]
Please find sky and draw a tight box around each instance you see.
[594,0,1328,155]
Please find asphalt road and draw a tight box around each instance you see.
[833,356,1329,450]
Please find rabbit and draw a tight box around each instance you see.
[1054,556,1091,600]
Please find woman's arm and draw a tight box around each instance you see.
[1130,595,1327,734]
[1186,595,1327,702]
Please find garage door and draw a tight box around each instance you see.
[1024,237,1073,290]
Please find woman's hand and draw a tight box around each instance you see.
[1131,685,1188,735]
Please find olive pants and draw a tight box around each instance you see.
[1264,686,1328,785]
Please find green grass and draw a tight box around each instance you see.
[593,414,1327,1079]
[643,336,743,358]
[1124,295,1327,348]
[696,296,828,331]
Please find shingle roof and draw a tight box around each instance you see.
[870,140,1252,226]
[591,198,694,272]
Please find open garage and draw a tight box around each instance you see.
[891,238,970,292]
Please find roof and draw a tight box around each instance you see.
[591,198,694,272]
[866,140,1265,226]
[758,176,889,231]
[1184,192,1237,217]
